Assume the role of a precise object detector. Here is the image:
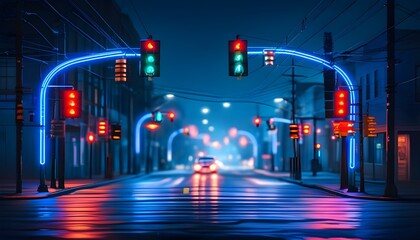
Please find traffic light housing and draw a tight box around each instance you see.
[334,89,349,118]
[115,58,127,82]
[168,111,175,122]
[363,115,377,137]
[183,127,189,136]
[254,117,261,127]
[302,124,311,135]
[263,49,275,66]
[229,37,248,77]
[111,124,121,140]
[140,38,160,78]
[62,90,81,118]
[97,120,108,137]
[266,118,276,131]
[289,124,299,139]
[152,111,163,122]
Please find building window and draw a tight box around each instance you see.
[366,73,371,100]
[374,70,379,98]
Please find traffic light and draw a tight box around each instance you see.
[168,111,175,122]
[87,132,95,143]
[263,49,275,66]
[229,37,248,77]
[16,102,23,121]
[111,124,121,140]
[254,117,261,127]
[115,58,127,82]
[266,118,276,130]
[152,111,163,122]
[334,89,349,118]
[289,124,299,139]
[97,120,108,137]
[363,115,377,137]
[62,90,81,118]
[140,38,160,78]
[183,127,189,136]
[302,124,311,135]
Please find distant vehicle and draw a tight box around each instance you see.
[193,156,218,173]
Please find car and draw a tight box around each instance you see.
[193,156,218,173]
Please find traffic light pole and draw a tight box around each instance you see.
[89,142,93,179]
[384,0,398,197]
[15,0,23,194]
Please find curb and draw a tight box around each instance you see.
[0,174,146,200]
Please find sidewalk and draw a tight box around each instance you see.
[256,170,420,201]
[0,174,141,200]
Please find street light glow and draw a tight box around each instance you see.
[201,107,210,114]
[223,102,231,108]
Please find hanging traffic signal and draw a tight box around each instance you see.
[62,90,81,118]
[266,118,276,131]
[152,111,163,122]
[289,124,299,139]
[87,132,95,143]
[263,49,275,66]
[334,89,349,118]
[254,116,261,127]
[228,37,248,77]
[140,38,160,78]
[363,115,377,137]
[302,124,311,135]
[183,127,190,136]
[168,111,175,122]
[97,120,108,137]
[111,124,121,140]
[16,103,23,121]
[115,58,127,82]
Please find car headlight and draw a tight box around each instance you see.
[194,164,202,171]
[209,163,217,172]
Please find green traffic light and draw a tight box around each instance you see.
[146,55,155,63]
[234,52,243,62]
[145,65,155,75]
[234,63,244,75]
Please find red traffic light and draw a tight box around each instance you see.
[254,117,261,127]
[62,90,81,118]
[334,90,349,118]
[302,124,311,135]
[97,120,108,136]
[168,111,175,122]
[315,143,321,149]
[87,132,95,143]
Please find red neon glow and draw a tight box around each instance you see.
[145,122,160,130]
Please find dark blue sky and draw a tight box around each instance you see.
[116,0,420,136]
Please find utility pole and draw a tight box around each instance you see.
[359,87,365,192]
[384,0,398,197]
[15,0,23,194]
[292,58,301,180]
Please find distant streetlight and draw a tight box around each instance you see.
[223,102,231,108]
[202,119,209,125]
[274,98,284,103]
[165,94,175,99]
[201,107,210,114]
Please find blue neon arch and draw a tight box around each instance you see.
[39,50,139,165]
[39,47,355,169]
[249,47,356,169]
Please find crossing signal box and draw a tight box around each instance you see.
[263,50,275,66]
[111,124,121,140]
[363,115,377,137]
[302,124,311,135]
[229,37,248,77]
[289,124,299,139]
[140,38,160,78]
[62,90,81,118]
[97,120,108,137]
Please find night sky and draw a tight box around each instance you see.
[115,0,420,136]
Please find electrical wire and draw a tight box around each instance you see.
[129,0,150,37]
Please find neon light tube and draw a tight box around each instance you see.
[39,50,140,165]
[135,113,153,154]
[167,128,184,162]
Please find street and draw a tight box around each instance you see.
[0,168,419,239]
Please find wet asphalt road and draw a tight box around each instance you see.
[1,169,419,239]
